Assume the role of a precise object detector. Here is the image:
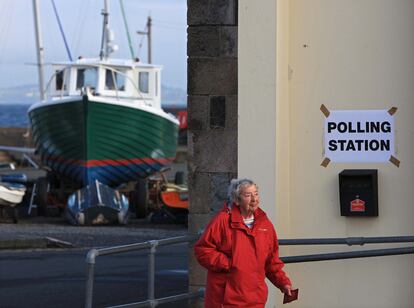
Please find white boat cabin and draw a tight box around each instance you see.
[47,58,162,108]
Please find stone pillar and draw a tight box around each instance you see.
[187,0,238,306]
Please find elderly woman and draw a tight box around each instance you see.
[194,178,293,308]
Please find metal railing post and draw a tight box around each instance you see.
[147,240,158,306]
[85,249,99,308]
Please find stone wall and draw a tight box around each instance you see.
[187,0,238,306]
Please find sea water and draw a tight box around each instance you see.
[0,104,30,127]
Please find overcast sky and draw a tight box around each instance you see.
[0,0,187,90]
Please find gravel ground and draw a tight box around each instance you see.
[0,161,189,250]
[0,215,188,249]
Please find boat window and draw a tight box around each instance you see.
[55,70,66,90]
[105,69,126,91]
[139,71,149,94]
[76,68,97,90]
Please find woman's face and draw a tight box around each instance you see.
[236,185,260,216]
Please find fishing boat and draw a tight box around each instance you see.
[28,57,179,187]
[27,0,179,224]
[28,1,178,188]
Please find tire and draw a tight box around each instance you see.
[34,177,49,216]
[174,171,185,185]
[134,178,148,218]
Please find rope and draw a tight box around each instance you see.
[119,0,135,59]
[50,0,73,61]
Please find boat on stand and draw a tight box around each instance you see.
[0,182,26,208]
[0,173,28,223]
[29,0,179,224]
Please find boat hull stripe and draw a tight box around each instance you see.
[45,155,175,167]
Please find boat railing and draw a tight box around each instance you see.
[85,234,414,307]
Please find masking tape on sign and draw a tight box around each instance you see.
[389,155,400,167]
[320,157,331,168]
[387,107,398,116]
[320,104,330,118]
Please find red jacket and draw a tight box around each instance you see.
[194,204,291,308]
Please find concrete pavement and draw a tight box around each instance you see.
[0,215,187,250]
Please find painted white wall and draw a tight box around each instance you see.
[239,0,414,307]
[238,0,277,219]
[239,0,279,305]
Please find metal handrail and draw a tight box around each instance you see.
[279,235,414,246]
[85,235,199,308]
[279,236,414,262]
[85,234,414,308]
[108,288,205,308]
[281,246,414,263]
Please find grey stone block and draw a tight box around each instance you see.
[189,246,207,285]
[188,95,237,131]
[188,213,214,235]
[225,95,238,130]
[188,172,214,214]
[209,96,226,129]
[210,172,233,211]
[187,26,237,58]
[220,26,238,57]
[188,0,237,26]
[187,26,220,57]
[188,130,237,172]
[188,95,209,131]
[188,172,235,214]
[188,58,237,95]
[188,285,205,308]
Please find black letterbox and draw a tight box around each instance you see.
[338,169,378,216]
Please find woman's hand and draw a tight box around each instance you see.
[281,284,292,296]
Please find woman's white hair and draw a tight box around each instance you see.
[227,178,258,208]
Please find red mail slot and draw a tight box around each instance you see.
[350,198,366,212]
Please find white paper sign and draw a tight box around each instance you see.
[324,110,395,163]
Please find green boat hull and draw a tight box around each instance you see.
[29,96,179,187]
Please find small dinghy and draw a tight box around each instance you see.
[65,180,129,225]
[0,182,26,207]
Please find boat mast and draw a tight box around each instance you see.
[99,0,118,60]
[137,16,152,64]
[147,16,152,64]
[32,0,45,100]
[99,0,109,60]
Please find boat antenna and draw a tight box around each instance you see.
[137,15,152,64]
[51,0,73,61]
[99,0,109,60]
[119,0,135,59]
[32,0,46,100]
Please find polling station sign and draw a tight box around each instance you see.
[322,107,399,165]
